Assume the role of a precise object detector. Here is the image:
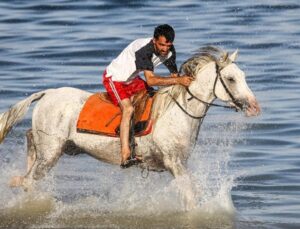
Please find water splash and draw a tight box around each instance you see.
[0,114,247,228]
[188,114,248,211]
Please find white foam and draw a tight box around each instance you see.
[0,114,247,228]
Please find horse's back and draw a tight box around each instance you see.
[32,87,92,132]
[46,87,92,99]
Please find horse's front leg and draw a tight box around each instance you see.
[163,154,186,177]
[163,155,197,211]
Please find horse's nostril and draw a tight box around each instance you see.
[242,101,250,111]
[234,99,246,111]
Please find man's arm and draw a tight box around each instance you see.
[144,70,194,87]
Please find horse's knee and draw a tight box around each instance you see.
[169,166,185,177]
[164,157,186,177]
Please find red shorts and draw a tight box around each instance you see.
[102,71,147,106]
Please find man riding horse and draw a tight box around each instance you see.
[102,24,194,168]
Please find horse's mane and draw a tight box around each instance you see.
[152,46,229,119]
[180,46,230,76]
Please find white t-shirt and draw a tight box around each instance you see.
[106,37,177,82]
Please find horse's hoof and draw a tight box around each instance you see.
[9,176,24,187]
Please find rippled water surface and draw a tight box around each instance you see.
[0,0,300,228]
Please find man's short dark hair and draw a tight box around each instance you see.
[153,24,175,42]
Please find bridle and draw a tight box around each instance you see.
[170,62,243,120]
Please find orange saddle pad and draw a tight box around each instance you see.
[76,92,153,137]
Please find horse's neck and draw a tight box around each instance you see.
[152,62,217,119]
[172,62,217,121]
[182,62,218,142]
[151,62,217,144]
[189,62,217,104]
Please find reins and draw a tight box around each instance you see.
[169,94,205,119]
[186,88,234,110]
[169,62,239,120]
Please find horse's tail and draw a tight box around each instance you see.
[0,90,47,144]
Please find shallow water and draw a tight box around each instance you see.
[0,0,300,228]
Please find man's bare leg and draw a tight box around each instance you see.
[119,98,134,164]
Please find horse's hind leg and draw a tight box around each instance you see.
[9,129,36,187]
[10,131,64,191]
[26,129,36,172]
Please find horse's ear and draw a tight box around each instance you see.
[229,49,239,62]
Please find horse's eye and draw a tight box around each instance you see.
[227,77,235,83]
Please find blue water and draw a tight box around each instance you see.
[0,1,300,228]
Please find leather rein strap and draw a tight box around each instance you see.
[170,95,206,119]
[169,63,240,120]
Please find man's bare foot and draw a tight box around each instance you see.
[121,150,131,164]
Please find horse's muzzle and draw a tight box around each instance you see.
[228,97,260,117]
[245,97,261,117]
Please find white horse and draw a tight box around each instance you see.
[0,47,260,196]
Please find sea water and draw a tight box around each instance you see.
[0,1,300,228]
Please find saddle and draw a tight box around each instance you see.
[76,89,155,137]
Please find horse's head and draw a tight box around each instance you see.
[180,46,260,117]
[181,46,260,116]
[214,49,261,116]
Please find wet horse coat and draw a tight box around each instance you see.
[0,47,260,208]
